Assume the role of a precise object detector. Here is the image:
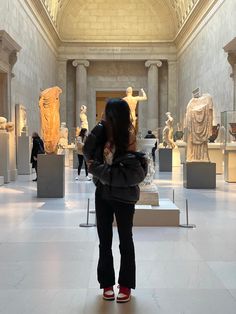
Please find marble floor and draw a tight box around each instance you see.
[0,166,236,314]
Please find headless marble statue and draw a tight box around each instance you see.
[123,87,147,128]
[39,86,62,154]
[186,94,213,162]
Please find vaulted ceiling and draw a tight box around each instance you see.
[41,0,199,41]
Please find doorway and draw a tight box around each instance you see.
[96,90,139,125]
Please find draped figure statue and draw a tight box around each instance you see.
[186,94,213,162]
[39,86,62,154]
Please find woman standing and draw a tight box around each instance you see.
[75,128,91,181]
[84,99,147,303]
[30,132,44,182]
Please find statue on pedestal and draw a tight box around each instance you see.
[185,94,213,162]
[0,117,7,131]
[123,87,147,128]
[39,86,62,154]
[162,112,175,148]
[80,105,89,131]
[58,122,69,154]
[0,117,14,133]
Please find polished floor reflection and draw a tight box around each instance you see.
[0,167,236,314]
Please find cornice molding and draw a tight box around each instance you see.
[175,0,223,54]
[23,0,60,55]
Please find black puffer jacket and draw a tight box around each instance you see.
[83,121,148,204]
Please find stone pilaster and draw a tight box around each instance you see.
[145,60,162,130]
[168,60,178,121]
[228,53,236,110]
[72,59,90,126]
[57,59,67,123]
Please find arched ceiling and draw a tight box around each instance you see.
[41,0,198,41]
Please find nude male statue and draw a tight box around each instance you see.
[123,87,147,127]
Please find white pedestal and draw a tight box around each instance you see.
[208,143,223,174]
[176,140,186,164]
[224,143,236,182]
[17,135,31,175]
[172,146,181,167]
[0,131,10,183]
[134,199,179,226]
[0,176,4,186]
[9,132,17,181]
[138,183,159,206]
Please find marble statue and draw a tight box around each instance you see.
[39,86,62,154]
[185,94,213,162]
[0,117,14,132]
[17,105,28,135]
[5,122,14,132]
[80,105,89,130]
[162,112,175,149]
[58,122,69,151]
[0,117,7,130]
[123,87,147,128]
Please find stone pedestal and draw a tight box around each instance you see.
[138,184,159,206]
[134,199,179,226]
[176,140,186,164]
[159,148,172,172]
[9,132,17,181]
[183,162,216,189]
[0,176,4,186]
[224,143,236,182]
[172,146,181,167]
[0,130,10,183]
[208,143,223,174]
[17,134,31,175]
[37,154,65,198]
[73,150,78,169]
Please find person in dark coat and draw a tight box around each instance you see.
[144,130,157,163]
[83,99,147,303]
[30,132,44,181]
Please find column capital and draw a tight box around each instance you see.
[72,59,90,68]
[145,60,162,68]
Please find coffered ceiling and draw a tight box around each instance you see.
[40,0,199,41]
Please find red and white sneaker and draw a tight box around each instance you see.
[103,287,115,301]
[116,286,131,303]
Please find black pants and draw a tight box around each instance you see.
[77,154,88,176]
[95,189,136,289]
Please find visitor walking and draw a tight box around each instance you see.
[30,132,44,182]
[83,99,147,303]
[75,128,91,181]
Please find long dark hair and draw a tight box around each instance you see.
[105,98,133,158]
[79,128,87,140]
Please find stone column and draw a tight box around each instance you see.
[145,60,162,131]
[228,53,236,110]
[72,60,90,126]
[168,60,178,120]
[57,59,67,123]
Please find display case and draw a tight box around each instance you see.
[221,111,236,182]
[221,110,236,144]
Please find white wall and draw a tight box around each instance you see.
[178,0,236,124]
[0,0,57,133]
